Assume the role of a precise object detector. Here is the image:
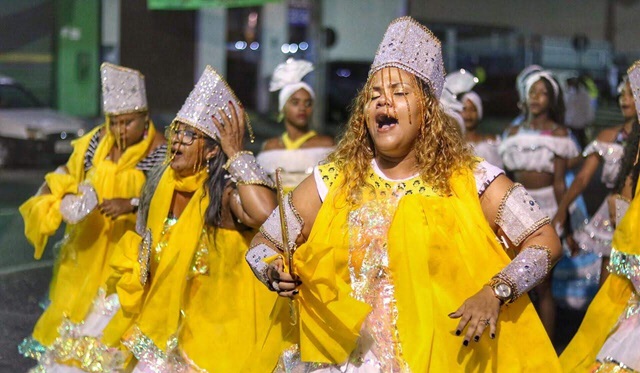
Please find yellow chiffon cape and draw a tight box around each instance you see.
[559,181,640,372]
[249,162,560,372]
[22,123,158,347]
[103,167,274,372]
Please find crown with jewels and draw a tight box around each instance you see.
[369,16,445,99]
[628,60,640,123]
[174,65,245,141]
[100,63,148,115]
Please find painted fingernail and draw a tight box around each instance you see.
[463,340,468,346]
[292,290,299,295]
[490,333,495,339]
[455,330,461,336]
[474,336,479,342]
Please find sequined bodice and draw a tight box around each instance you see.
[150,216,209,279]
[344,168,427,371]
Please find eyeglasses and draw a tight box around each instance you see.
[165,126,205,145]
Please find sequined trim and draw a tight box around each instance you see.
[259,193,303,252]
[189,230,210,278]
[275,344,329,372]
[139,228,152,286]
[246,243,280,289]
[593,357,639,373]
[608,248,640,293]
[496,245,551,300]
[18,337,46,360]
[224,151,275,188]
[122,325,172,372]
[495,183,550,246]
[347,193,410,371]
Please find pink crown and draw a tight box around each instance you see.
[369,17,445,99]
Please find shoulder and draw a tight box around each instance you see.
[262,137,283,151]
[551,124,569,137]
[595,126,622,142]
[303,134,335,148]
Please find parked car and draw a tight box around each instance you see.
[0,75,88,167]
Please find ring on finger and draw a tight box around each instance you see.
[479,318,490,326]
[272,281,280,292]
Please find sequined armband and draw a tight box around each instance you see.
[494,245,552,301]
[608,247,640,294]
[224,151,275,188]
[245,243,281,289]
[259,193,303,252]
[495,183,550,246]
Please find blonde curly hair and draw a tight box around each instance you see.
[328,67,477,206]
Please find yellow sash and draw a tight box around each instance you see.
[282,130,317,150]
[103,167,209,353]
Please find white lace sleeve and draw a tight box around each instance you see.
[474,160,505,196]
[313,165,329,202]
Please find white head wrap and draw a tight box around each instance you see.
[270,58,315,111]
[462,91,483,120]
[525,71,561,104]
[516,65,543,102]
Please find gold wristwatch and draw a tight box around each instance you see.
[487,277,514,305]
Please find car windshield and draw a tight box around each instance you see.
[0,84,43,109]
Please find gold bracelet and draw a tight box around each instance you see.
[223,150,253,170]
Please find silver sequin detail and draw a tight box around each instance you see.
[495,183,550,246]
[608,248,640,294]
[583,141,624,188]
[226,151,275,188]
[245,243,279,288]
[174,65,241,141]
[259,193,303,252]
[59,183,99,225]
[138,228,152,286]
[628,62,640,122]
[369,16,445,99]
[497,246,551,298]
[101,63,147,115]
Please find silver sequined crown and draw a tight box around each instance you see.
[174,65,243,140]
[628,60,640,122]
[369,16,445,99]
[100,63,147,115]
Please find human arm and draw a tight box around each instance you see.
[245,174,322,296]
[450,173,561,345]
[552,153,599,228]
[212,102,277,227]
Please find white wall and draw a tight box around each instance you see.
[195,8,227,79]
[411,0,640,55]
[322,0,406,61]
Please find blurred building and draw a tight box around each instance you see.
[2,0,640,125]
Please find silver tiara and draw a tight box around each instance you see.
[628,61,640,122]
[369,16,445,99]
[174,65,243,140]
[100,63,147,115]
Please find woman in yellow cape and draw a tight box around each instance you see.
[35,66,276,372]
[18,63,166,361]
[559,61,640,373]
[245,17,563,373]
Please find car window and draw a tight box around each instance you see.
[0,84,43,109]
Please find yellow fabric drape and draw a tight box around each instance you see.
[560,181,640,372]
[103,167,208,351]
[249,164,560,372]
[29,122,158,347]
[179,228,277,372]
[282,130,317,150]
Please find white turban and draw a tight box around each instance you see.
[270,59,315,111]
[462,91,483,120]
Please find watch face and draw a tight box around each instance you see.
[495,283,512,298]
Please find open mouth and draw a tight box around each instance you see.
[171,147,183,157]
[375,113,398,131]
